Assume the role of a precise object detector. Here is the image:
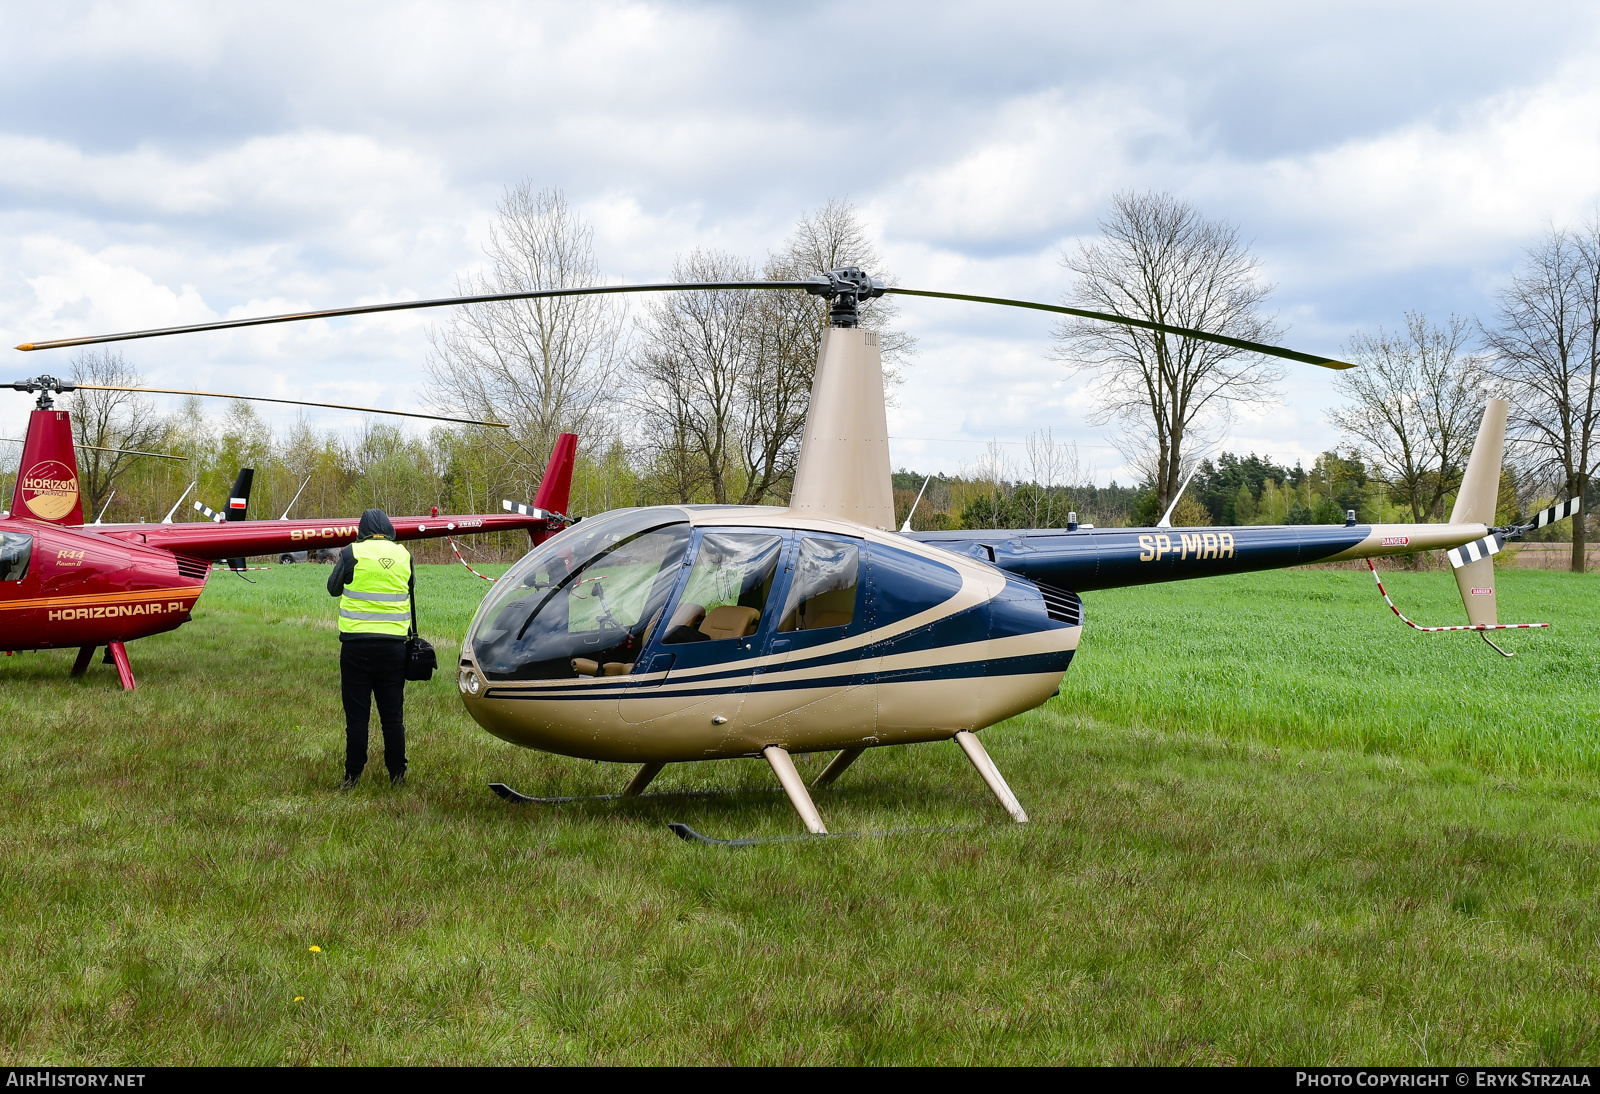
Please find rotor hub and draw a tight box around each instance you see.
[7,375,76,410]
[803,267,886,328]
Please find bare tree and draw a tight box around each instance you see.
[427,183,625,484]
[634,200,913,506]
[66,350,163,522]
[1481,224,1600,571]
[961,440,1013,529]
[1328,313,1484,523]
[1052,191,1284,514]
[634,251,761,504]
[1022,427,1083,528]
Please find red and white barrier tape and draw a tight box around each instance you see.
[1366,559,1547,632]
[212,563,273,571]
[449,537,498,582]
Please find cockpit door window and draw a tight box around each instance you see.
[0,532,32,582]
[776,536,859,638]
[660,533,784,648]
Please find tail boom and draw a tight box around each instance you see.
[913,521,1494,593]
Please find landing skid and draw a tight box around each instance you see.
[488,782,779,805]
[492,731,1031,838]
[667,822,975,847]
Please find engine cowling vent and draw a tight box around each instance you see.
[175,555,210,580]
[1036,581,1083,627]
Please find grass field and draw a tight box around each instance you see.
[2,560,1599,1064]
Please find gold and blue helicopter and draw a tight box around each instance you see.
[17,269,1577,839]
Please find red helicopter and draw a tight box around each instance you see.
[0,374,576,690]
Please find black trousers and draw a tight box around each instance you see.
[340,639,407,779]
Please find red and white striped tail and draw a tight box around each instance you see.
[449,537,498,583]
[1367,560,1547,634]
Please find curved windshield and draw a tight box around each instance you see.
[471,509,691,680]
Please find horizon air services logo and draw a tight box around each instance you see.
[20,459,78,521]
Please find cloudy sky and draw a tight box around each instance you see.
[4,2,1600,483]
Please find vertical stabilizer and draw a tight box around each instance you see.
[532,433,577,516]
[11,409,82,525]
[1449,398,1508,629]
[787,328,894,530]
[530,432,578,546]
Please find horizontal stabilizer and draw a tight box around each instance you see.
[1447,533,1504,569]
[1526,497,1581,530]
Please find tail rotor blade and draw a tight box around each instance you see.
[1525,497,1581,531]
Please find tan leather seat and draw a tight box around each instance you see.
[699,605,760,641]
[571,658,600,676]
[668,602,706,630]
[808,611,851,629]
[602,662,632,676]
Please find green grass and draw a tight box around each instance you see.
[1,562,1599,1064]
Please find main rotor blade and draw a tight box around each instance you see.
[13,281,809,352]
[14,278,1352,369]
[73,384,509,428]
[883,287,1354,369]
[0,437,188,460]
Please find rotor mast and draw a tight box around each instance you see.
[788,268,895,531]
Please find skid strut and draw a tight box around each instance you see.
[954,731,1027,823]
[107,641,135,691]
[812,746,864,788]
[622,762,665,797]
[764,746,827,834]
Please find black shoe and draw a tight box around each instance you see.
[340,773,360,789]
[389,772,406,788]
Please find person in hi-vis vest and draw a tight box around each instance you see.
[327,509,415,786]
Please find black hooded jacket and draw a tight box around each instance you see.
[328,509,416,642]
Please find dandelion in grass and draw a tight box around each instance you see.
[294,996,304,1002]
[309,945,321,953]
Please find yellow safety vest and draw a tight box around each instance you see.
[338,538,412,638]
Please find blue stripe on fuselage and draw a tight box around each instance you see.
[908,525,1369,593]
[481,647,1077,702]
